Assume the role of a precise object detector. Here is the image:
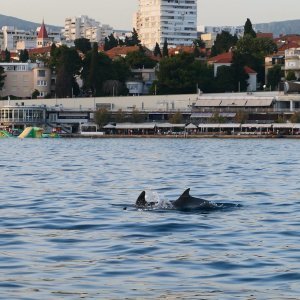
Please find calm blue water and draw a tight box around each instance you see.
[1,138,300,299]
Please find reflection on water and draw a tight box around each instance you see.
[1,138,300,299]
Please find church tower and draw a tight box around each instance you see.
[37,20,50,48]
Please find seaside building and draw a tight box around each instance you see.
[1,92,300,134]
[135,0,197,50]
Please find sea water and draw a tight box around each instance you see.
[0,138,300,299]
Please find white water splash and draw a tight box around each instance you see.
[145,190,174,209]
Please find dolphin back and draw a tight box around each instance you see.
[172,188,209,209]
[136,191,147,207]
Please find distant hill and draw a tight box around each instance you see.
[0,14,62,32]
[1,14,300,37]
[255,19,300,37]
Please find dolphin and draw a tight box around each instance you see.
[135,191,157,208]
[171,188,211,210]
[135,188,212,210]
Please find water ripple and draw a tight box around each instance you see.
[1,138,300,299]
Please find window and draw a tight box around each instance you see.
[38,70,46,77]
[37,80,47,86]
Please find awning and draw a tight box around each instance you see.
[156,123,186,128]
[241,124,272,128]
[115,123,156,130]
[185,123,197,129]
[190,113,213,118]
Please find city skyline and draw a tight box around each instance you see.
[1,0,300,29]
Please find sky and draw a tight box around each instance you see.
[1,0,300,29]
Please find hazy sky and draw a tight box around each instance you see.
[2,0,300,29]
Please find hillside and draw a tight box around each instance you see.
[0,14,62,31]
[255,19,300,36]
[1,14,300,37]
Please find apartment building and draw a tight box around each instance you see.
[135,0,197,50]
[0,62,51,98]
[64,15,113,43]
[1,26,36,51]
[0,22,59,51]
[285,48,300,79]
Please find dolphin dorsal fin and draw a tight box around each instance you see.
[174,188,190,205]
[136,191,147,207]
[181,188,190,197]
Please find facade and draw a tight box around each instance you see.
[0,106,46,129]
[126,67,157,95]
[285,48,300,79]
[1,92,300,133]
[135,0,197,50]
[204,26,244,37]
[0,22,58,51]
[0,62,51,98]
[1,26,36,51]
[64,15,113,43]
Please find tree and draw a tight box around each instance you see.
[154,52,215,94]
[215,65,235,92]
[193,38,205,49]
[81,45,113,96]
[131,28,141,46]
[234,35,277,88]
[94,108,111,128]
[235,110,249,123]
[131,109,145,123]
[124,28,141,47]
[169,111,183,124]
[162,39,169,57]
[102,80,125,96]
[114,109,126,123]
[231,51,249,92]
[111,57,131,82]
[54,46,82,98]
[125,50,156,69]
[244,18,256,38]
[210,31,238,57]
[290,112,300,123]
[154,42,162,57]
[104,34,118,51]
[267,65,282,90]
[0,66,6,90]
[19,49,29,62]
[4,49,10,62]
[74,38,92,54]
[193,46,200,58]
[31,89,40,99]
[286,71,297,81]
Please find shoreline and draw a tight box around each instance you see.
[63,134,300,139]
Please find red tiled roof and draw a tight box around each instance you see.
[28,46,52,55]
[244,66,257,74]
[257,33,273,39]
[37,20,49,39]
[278,41,299,52]
[208,52,233,64]
[104,46,141,59]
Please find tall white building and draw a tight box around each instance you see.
[135,0,197,50]
[64,15,113,44]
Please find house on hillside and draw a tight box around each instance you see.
[208,52,258,92]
